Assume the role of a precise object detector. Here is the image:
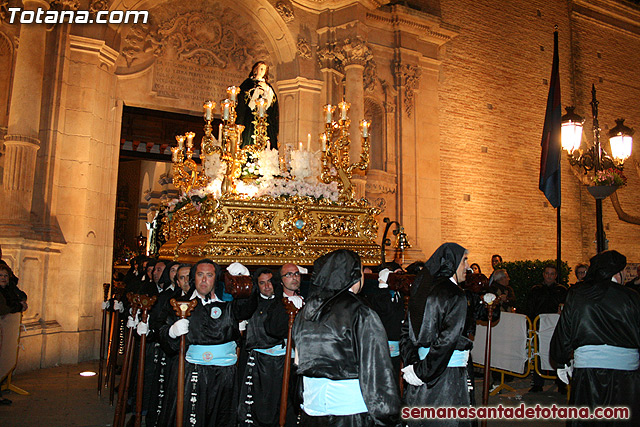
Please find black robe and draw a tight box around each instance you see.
[550,280,640,426]
[238,296,287,427]
[400,275,473,427]
[158,290,257,427]
[364,289,405,379]
[292,250,400,427]
[236,77,279,149]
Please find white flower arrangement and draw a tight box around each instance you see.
[203,153,226,182]
[290,149,321,181]
[257,148,281,180]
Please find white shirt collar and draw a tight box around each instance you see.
[191,292,220,305]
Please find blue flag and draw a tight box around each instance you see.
[539,31,562,208]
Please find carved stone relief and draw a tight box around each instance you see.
[394,62,421,117]
[333,37,373,67]
[0,0,9,20]
[297,37,311,59]
[275,1,294,23]
[89,0,109,15]
[119,4,269,72]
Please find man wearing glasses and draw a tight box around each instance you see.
[263,263,305,425]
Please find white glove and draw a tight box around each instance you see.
[113,300,125,313]
[557,361,573,385]
[102,301,110,310]
[169,318,190,338]
[239,320,248,332]
[402,364,425,387]
[136,321,149,336]
[287,295,304,309]
[127,314,139,329]
[378,268,391,289]
[296,265,308,275]
[483,293,497,305]
[227,262,249,276]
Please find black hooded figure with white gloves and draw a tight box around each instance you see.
[400,243,477,427]
[550,250,640,426]
[292,249,400,427]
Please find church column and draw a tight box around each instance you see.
[344,63,365,161]
[334,38,372,199]
[1,0,50,227]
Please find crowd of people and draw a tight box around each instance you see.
[99,244,639,426]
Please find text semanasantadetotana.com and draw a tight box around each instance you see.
[7,8,148,25]
[402,404,630,420]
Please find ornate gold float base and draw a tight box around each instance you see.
[159,196,381,266]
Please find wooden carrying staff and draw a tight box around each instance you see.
[170,298,198,427]
[279,298,300,427]
[481,295,497,427]
[134,294,157,427]
[98,282,111,396]
[113,293,140,427]
[106,284,126,405]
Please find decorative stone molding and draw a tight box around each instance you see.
[275,1,294,23]
[120,6,269,71]
[69,35,119,68]
[49,0,79,11]
[333,37,373,67]
[366,169,397,194]
[89,0,109,15]
[297,37,311,59]
[0,0,9,20]
[394,62,421,117]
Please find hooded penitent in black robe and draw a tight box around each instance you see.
[158,260,257,427]
[400,243,474,427]
[238,268,288,427]
[550,250,640,426]
[292,250,400,427]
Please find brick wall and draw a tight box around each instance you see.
[435,0,640,273]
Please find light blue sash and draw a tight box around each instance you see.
[186,342,237,366]
[302,377,368,416]
[388,341,400,358]
[254,344,287,357]
[574,345,639,370]
[418,347,469,367]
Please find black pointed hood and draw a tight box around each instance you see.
[303,249,362,321]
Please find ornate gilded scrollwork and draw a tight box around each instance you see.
[280,205,317,245]
[228,209,277,235]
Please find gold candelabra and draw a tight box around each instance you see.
[320,101,371,202]
[251,97,270,150]
[199,86,268,195]
[171,132,209,194]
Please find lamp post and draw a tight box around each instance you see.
[561,85,634,253]
[381,217,411,266]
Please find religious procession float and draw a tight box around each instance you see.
[158,85,380,266]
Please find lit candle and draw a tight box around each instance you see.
[176,135,185,151]
[203,100,214,121]
[360,119,370,138]
[338,101,350,121]
[222,99,231,121]
[321,133,327,151]
[185,132,195,150]
[218,123,223,142]
[227,86,240,103]
[256,98,266,117]
[323,104,334,124]
[299,141,303,151]
[307,133,311,151]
